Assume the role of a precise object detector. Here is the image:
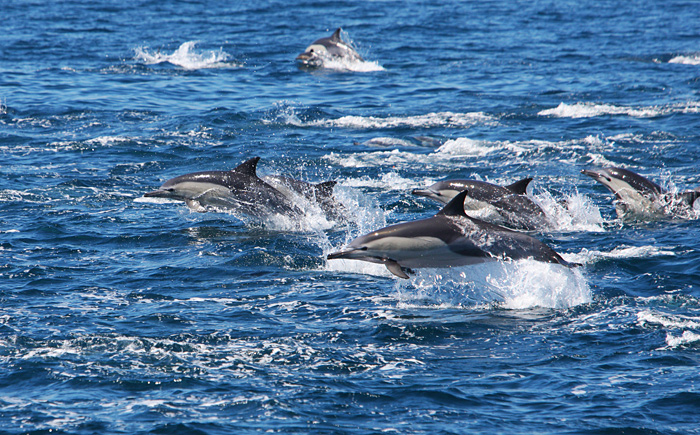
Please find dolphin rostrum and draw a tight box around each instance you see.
[412,178,549,231]
[582,166,700,219]
[327,190,573,279]
[296,28,363,68]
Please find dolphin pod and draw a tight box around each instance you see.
[142,28,698,280]
[145,158,698,279]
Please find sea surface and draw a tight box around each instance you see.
[2,1,700,434]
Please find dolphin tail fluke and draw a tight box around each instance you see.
[385,260,410,279]
[506,177,533,195]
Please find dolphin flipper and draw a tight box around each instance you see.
[185,199,206,212]
[385,260,410,279]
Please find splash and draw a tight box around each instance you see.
[394,260,591,310]
[532,189,605,233]
[669,54,700,65]
[134,41,240,70]
[320,56,385,72]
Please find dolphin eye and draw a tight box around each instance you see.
[359,246,368,251]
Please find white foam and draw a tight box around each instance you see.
[669,54,700,65]
[638,310,700,329]
[134,41,240,70]
[320,56,385,72]
[436,137,526,157]
[567,245,676,265]
[539,102,658,118]
[665,331,700,348]
[306,111,496,129]
[539,101,700,118]
[339,171,434,191]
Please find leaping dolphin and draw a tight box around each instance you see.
[581,166,700,219]
[412,178,549,231]
[327,190,573,279]
[296,28,363,68]
[144,157,305,218]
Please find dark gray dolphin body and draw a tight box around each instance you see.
[296,28,363,68]
[582,167,700,219]
[327,191,573,279]
[412,178,549,231]
[145,157,341,219]
[145,157,301,217]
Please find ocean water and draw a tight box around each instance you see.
[2,0,700,433]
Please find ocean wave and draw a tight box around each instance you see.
[637,310,700,329]
[134,41,240,70]
[538,101,700,118]
[267,108,497,129]
[312,111,495,129]
[665,331,700,348]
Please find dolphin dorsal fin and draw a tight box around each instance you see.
[232,157,260,176]
[330,28,342,41]
[436,190,468,217]
[506,177,533,195]
[314,181,337,199]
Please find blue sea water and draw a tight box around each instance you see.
[2,0,700,433]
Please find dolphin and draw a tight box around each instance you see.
[327,190,573,279]
[144,157,303,218]
[296,28,363,67]
[581,166,700,219]
[412,178,549,231]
